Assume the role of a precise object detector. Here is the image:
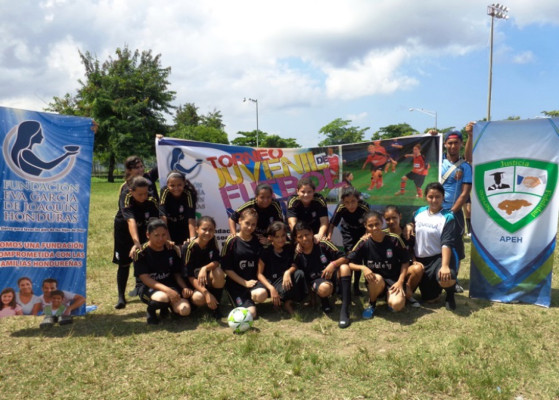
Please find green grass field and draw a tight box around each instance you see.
[1,181,559,399]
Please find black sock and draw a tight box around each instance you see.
[116,266,129,303]
[353,270,361,290]
[466,218,472,234]
[340,276,351,325]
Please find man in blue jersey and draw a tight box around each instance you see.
[441,130,472,292]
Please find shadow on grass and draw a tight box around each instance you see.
[9,307,218,338]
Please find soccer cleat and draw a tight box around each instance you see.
[455,283,464,293]
[212,308,224,320]
[59,315,73,325]
[445,291,456,310]
[394,191,404,196]
[338,316,351,329]
[362,304,375,319]
[114,298,126,309]
[407,297,421,308]
[40,316,56,329]
[146,307,159,325]
[321,297,332,314]
[128,287,139,297]
[159,306,170,319]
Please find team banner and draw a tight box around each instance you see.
[470,118,559,307]
[0,107,94,316]
[156,135,440,244]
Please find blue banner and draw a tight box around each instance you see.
[0,107,94,317]
[470,118,559,307]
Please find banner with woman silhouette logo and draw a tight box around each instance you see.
[0,107,94,316]
[470,118,559,307]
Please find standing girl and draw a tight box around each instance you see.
[160,171,198,245]
[383,205,424,307]
[348,211,410,318]
[327,186,370,296]
[134,219,192,324]
[287,177,329,242]
[229,183,284,245]
[0,288,23,318]
[257,222,306,314]
[293,221,352,329]
[222,208,266,319]
[113,176,165,309]
[413,182,459,310]
[184,216,226,319]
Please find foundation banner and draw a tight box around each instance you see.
[0,107,94,316]
[156,136,440,244]
[470,118,559,307]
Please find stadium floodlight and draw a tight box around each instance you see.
[243,97,259,148]
[487,3,509,121]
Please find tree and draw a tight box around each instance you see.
[231,130,299,148]
[371,123,417,140]
[47,47,176,182]
[174,103,200,127]
[542,110,559,117]
[200,109,225,130]
[173,125,229,144]
[318,118,369,146]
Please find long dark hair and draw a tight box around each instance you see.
[166,170,198,205]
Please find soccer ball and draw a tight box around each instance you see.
[227,307,253,333]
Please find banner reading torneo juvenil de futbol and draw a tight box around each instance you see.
[156,135,440,245]
[0,107,94,316]
[470,118,559,307]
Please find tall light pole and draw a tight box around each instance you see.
[409,107,437,130]
[243,97,259,147]
[487,3,509,121]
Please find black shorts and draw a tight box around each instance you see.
[259,270,307,302]
[138,285,180,305]
[226,280,255,308]
[309,277,335,293]
[405,171,426,188]
[112,219,134,265]
[416,254,458,301]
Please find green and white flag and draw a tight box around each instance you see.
[470,118,559,306]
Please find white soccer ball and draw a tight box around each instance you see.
[227,307,253,333]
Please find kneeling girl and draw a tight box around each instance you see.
[134,219,192,324]
[293,221,352,329]
[348,210,410,318]
[184,216,226,318]
[222,208,266,319]
[257,221,306,314]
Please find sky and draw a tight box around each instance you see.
[2,0,559,148]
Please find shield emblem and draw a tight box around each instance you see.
[475,158,557,233]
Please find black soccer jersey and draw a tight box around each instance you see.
[294,240,344,281]
[287,193,328,234]
[221,235,262,281]
[115,195,163,241]
[230,198,284,236]
[160,187,196,243]
[134,245,181,288]
[330,200,369,250]
[259,243,295,282]
[182,239,220,278]
[348,233,410,282]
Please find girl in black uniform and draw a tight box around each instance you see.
[160,171,197,245]
[327,186,370,296]
[383,205,423,307]
[257,221,306,315]
[184,216,226,319]
[222,208,267,319]
[228,183,284,245]
[348,211,410,319]
[287,177,329,241]
[123,155,159,201]
[113,176,164,309]
[293,221,352,329]
[134,219,192,324]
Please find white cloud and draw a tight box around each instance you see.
[324,47,418,99]
[512,51,535,64]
